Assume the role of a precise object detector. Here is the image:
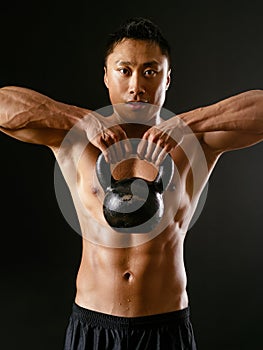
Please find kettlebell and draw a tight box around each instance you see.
[96,139,174,233]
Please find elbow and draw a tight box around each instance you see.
[0,87,21,129]
[254,90,263,134]
[1,86,16,91]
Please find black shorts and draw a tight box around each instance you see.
[63,302,197,350]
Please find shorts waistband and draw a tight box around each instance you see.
[71,302,190,329]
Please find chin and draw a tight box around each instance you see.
[113,103,160,124]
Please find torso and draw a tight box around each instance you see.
[53,121,220,316]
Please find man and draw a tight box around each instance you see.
[0,17,262,350]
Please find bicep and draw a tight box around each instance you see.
[203,130,263,153]
[0,127,67,147]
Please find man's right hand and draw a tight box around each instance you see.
[81,111,132,163]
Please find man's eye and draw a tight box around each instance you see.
[145,70,156,76]
[118,68,129,75]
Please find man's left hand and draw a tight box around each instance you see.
[137,116,184,165]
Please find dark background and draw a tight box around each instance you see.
[1,0,263,349]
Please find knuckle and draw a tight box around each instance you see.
[111,134,119,142]
[119,129,127,138]
[148,134,157,143]
[143,129,152,138]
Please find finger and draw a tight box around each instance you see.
[151,142,165,163]
[92,134,112,163]
[155,147,169,166]
[122,138,133,158]
[98,141,112,163]
[144,140,157,161]
[101,130,121,163]
[137,139,148,159]
[107,126,132,161]
[108,124,128,142]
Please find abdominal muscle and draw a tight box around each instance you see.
[75,224,189,317]
[66,140,192,317]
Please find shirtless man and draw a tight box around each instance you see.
[1,17,263,350]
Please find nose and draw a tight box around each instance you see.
[129,73,145,97]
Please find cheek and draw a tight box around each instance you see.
[108,83,123,103]
[151,82,167,103]
[108,76,126,95]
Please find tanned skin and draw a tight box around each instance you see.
[1,39,263,317]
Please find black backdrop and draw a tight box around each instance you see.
[1,1,263,349]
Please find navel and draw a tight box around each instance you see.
[123,271,133,282]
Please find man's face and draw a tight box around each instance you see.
[104,39,171,122]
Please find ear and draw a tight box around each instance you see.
[166,69,171,91]
[104,66,109,88]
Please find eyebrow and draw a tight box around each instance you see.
[115,60,160,67]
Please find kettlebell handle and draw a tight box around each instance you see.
[96,139,174,193]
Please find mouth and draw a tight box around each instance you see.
[126,101,148,110]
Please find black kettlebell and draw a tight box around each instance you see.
[96,139,174,233]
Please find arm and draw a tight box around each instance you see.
[0,86,89,147]
[139,90,263,163]
[179,89,263,153]
[0,86,131,159]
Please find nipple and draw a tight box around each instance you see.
[91,186,99,195]
[169,183,176,191]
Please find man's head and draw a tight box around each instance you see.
[103,18,172,121]
[104,17,171,69]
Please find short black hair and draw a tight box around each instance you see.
[104,17,171,67]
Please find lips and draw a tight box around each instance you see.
[126,101,148,110]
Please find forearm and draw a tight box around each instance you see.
[179,90,263,134]
[0,86,89,130]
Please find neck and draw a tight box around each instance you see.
[112,110,161,127]
[119,122,151,139]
